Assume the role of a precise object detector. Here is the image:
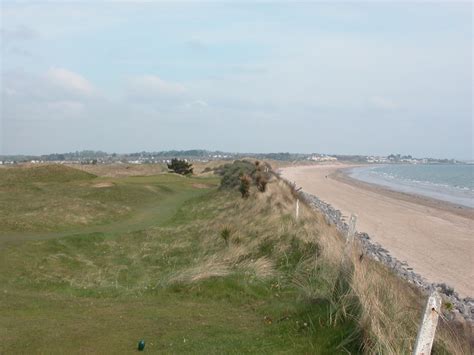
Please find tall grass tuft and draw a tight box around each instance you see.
[220,226,232,246]
[274,174,470,353]
[239,174,251,198]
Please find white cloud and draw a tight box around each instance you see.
[45,67,96,96]
[127,75,186,99]
[185,99,208,108]
[2,68,98,104]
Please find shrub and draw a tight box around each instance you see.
[255,161,270,192]
[255,173,268,192]
[217,160,256,190]
[167,158,193,175]
[217,160,272,196]
[239,174,251,198]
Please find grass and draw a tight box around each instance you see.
[0,164,361,354]
[0,164,469,354]
[0,165,216,238]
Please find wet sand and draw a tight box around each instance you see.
[281,164,474,297]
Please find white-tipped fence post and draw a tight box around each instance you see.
[296,198,300,220]
[344,214,357,254]
[413,291,442,355]
[347,214,357,241]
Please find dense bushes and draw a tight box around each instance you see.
[216,160,256,189]
[216,160,272,197]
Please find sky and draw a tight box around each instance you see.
[1,1,472,159]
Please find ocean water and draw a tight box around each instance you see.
[348,164,474,208]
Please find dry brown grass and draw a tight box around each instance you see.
[92,182,115,188]
[12,164,468,352]
[351,249,470,354]
[275,177,471,354]
[162,180,305,286]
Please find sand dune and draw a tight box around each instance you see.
[281,164,474,297]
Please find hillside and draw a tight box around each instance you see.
[0,164,469,353]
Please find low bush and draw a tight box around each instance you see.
[216,160,256,190]
[217,160,272,197]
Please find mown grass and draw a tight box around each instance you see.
[0,164,361,354]
[0,165,217,236]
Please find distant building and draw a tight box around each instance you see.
[367,156,388,163]
[308,155,338,162]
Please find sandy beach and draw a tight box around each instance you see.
[281,164,474,298]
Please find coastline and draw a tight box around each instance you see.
[334,166,474,220]
[281,164,474,298]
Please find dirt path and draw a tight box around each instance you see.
[281,164,474,298]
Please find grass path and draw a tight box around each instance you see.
[0,175,217,248]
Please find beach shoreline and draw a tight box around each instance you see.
[334,165,474,220]
[281,164,474,298]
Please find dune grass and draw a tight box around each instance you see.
[0,164,469,354]
[0,164,361,353]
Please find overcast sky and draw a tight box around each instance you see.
[1,1,472,159]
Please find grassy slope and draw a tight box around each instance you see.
[0,165,359,354]
[0,165,214,238]
[1,164,468,354]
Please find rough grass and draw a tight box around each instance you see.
[0,165,360,353]
[0,164,96,183]
[281,178,470,354]
[66,163,168,177]
[0,164,469,353]
[0,165,217,234]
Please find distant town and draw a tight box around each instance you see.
[0,150,465,166]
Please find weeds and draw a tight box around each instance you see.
[220,226,232,246]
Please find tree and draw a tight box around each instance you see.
[167,158,193,175]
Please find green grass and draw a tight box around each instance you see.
[0,166,218,241]
[0,165,361,353]
[0,164,96,184]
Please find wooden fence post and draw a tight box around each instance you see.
[296,198,299,220]
[344,214,357,254]
[347,214,357,241]
[413,291,442,355]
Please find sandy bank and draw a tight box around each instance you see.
[281,164,474,298]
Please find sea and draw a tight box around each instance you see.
[347,164,474,208]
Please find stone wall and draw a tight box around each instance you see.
[298,190,474,323]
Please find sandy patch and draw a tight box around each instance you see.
[281,164,474,297]
[92,182,114,188]
[145,185,158,192]
[192,183,211,189]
